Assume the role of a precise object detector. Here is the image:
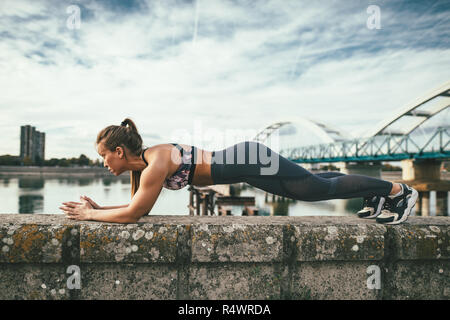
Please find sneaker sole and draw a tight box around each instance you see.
[384,188,418,225]
[360,197,385,219]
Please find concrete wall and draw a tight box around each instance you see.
[0,214,448,300]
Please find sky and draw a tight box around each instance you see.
[1,0,449,160]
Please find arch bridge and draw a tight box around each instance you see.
[253,81,450,164]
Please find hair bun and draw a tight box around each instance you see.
[120,121,127,127]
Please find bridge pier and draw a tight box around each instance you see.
[336,162,382,178]
[417,192,430,216]
[401,159,442,181]
[436,191,448,216]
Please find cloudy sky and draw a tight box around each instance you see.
[1,0,449,160]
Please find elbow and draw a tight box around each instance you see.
[120,215,140,223]
[123,213,140,223]
[124,209,147,223]
[113,208,137,224]
[124,217,139,224]
[121,204,151,223]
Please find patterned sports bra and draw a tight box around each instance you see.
[141,143,197,190]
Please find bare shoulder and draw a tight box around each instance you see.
[145,147,172,167]
[140,148,168,173]
[143,144,174,162]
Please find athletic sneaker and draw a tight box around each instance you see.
[357,196,385,219]
[376,184,418,225]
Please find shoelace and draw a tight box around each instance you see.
[362,196,377,208]
[381,198,395,213]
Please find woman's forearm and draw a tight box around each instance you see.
[100,204,129,210]
[88,207,136,223]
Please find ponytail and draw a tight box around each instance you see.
[120,118,139,132]
[131,170,141,199]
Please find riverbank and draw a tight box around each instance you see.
[0,165,111,177]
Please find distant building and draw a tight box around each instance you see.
[20,125,45,165]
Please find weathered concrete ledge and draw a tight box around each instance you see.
[0,214,448,300]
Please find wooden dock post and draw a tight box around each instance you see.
[218,205,232,216]
[188,185,257,216]
[242,206,259,216]
[188,188,195,216]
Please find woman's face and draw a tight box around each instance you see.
[97,142,126,176]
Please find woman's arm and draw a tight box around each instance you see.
[82,195,128,210]
[62,197,128,211]
[86,206,138,223]
[61,151,169,223]
[60,198,133,223]
[101,204,129,210]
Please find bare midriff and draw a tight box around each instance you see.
[178,143,214,186]
[146,143,214,186]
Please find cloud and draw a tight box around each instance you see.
[0,0,449,159]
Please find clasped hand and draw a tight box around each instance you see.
[60,195,98,221]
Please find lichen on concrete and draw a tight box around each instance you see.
[191,222,283,263]
[79,223,181,263]
[293,223,386,262]
[0,223,70,263]
[0,214,448,300]
[388,224,449,260]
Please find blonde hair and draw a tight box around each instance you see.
[96,118,143,197]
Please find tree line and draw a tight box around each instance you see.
[0,154,103,167]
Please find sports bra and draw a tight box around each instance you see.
[141,143,197,190]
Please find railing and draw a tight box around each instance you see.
[282,127,450,163]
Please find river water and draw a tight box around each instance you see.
[0,173,446,217]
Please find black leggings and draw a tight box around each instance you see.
[210,141,393,202]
